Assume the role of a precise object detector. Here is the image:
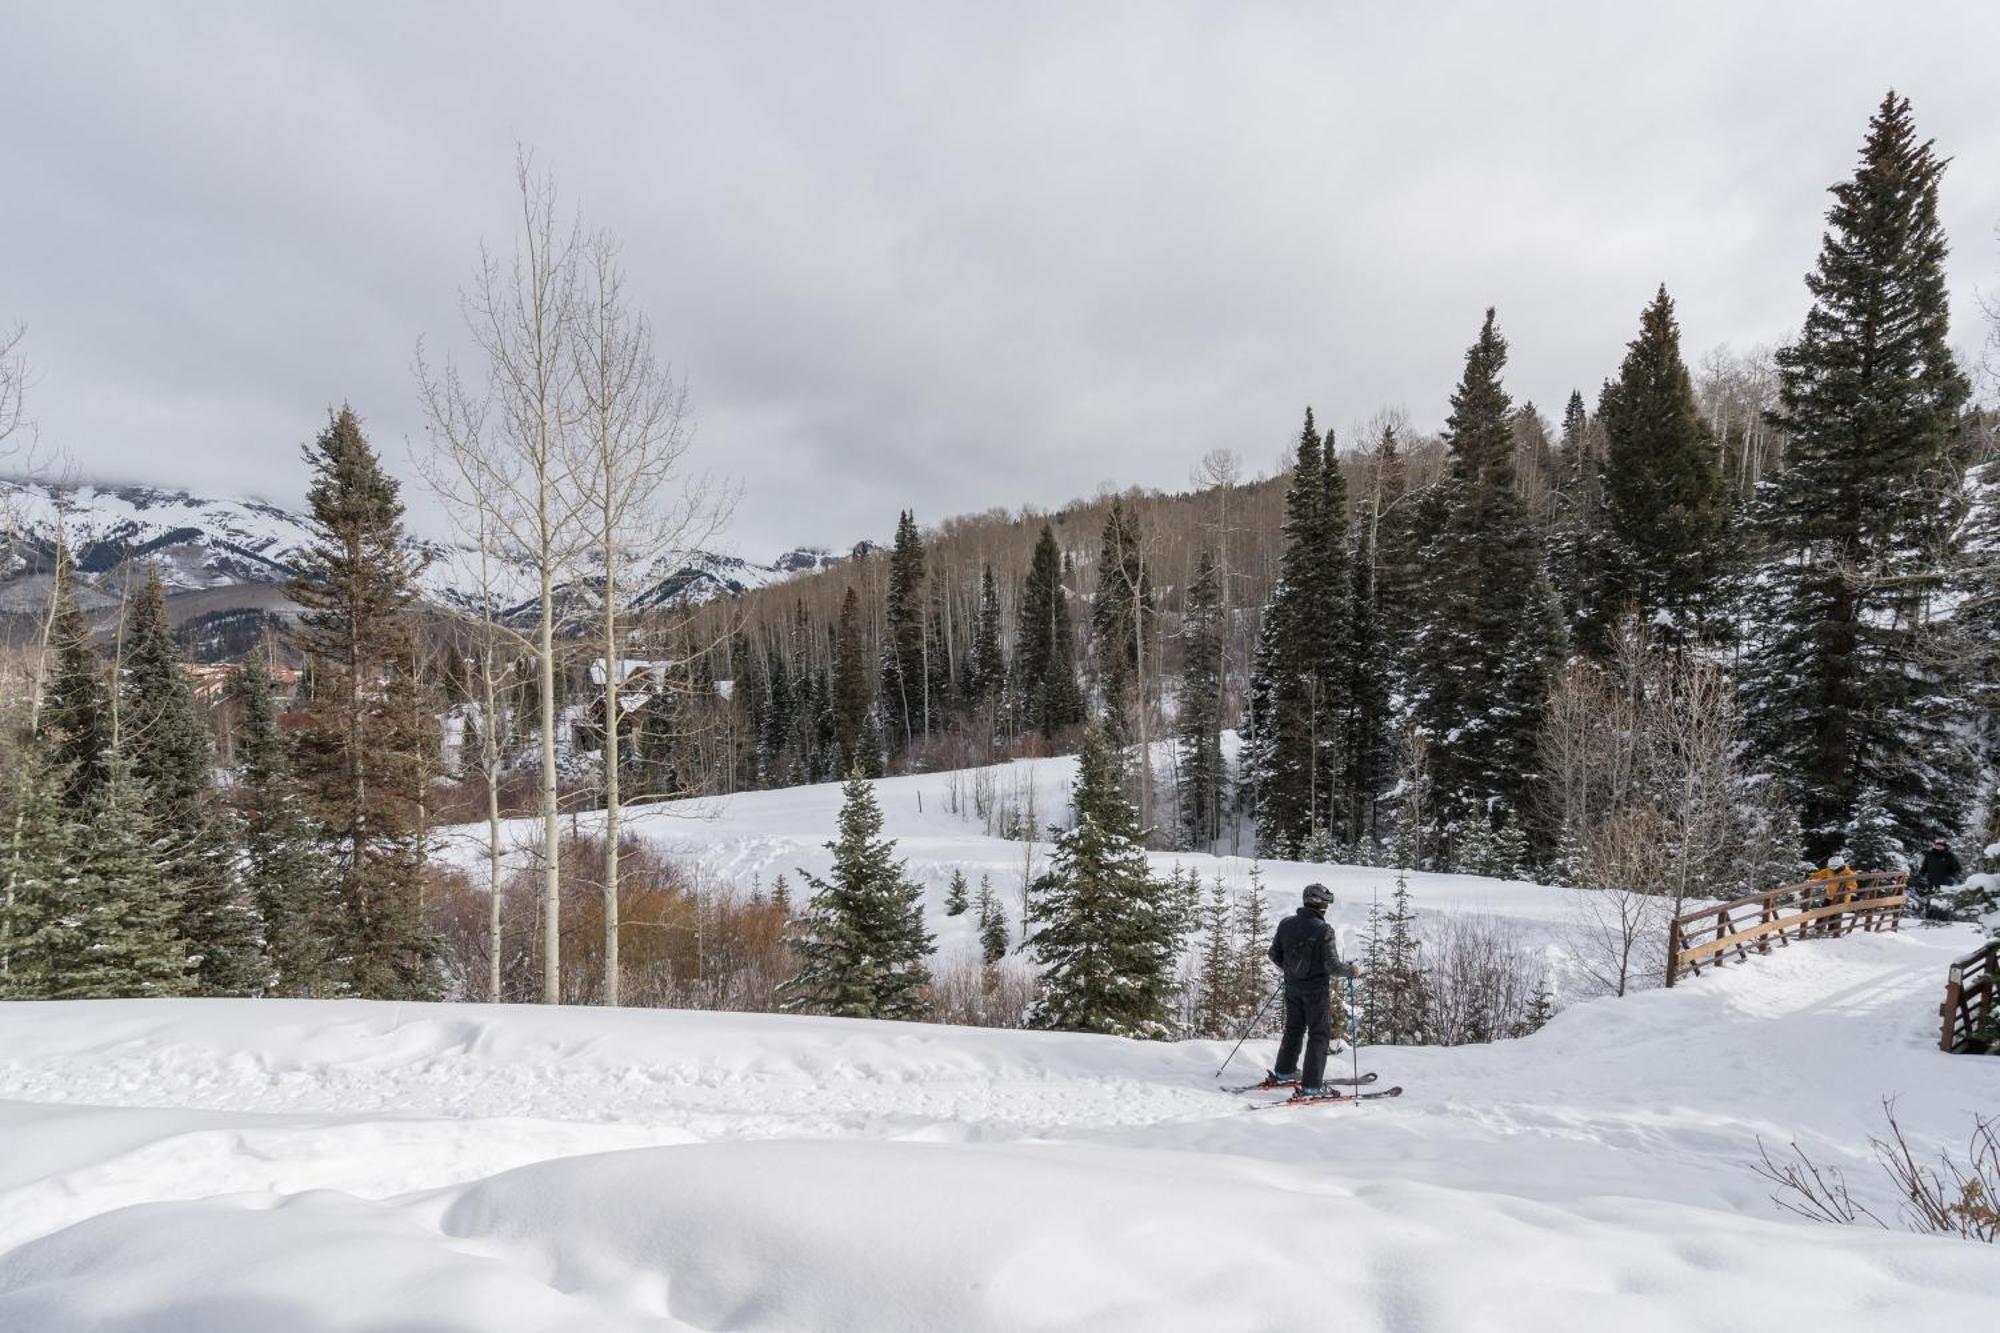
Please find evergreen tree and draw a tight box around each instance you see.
[1744,94,1975,856]
[1518,976,1555,1037]
[0,743,78,999]
[1407,311,1563,863]
[1340,524,1393,850]
[944,868,970,916]
[1191,874,1237,1038]
[1025,724,1179,1036]
[1091,498,1153,744]
[1355,895,1385,1044]
[1843,783,1904,872]
[967,564,1006,741]
[1369,426,1424,667]
[758,639,794,786]
[42,562,111,807]
[11,747,193,1000]
[1596,286,1729,643]
[1246,410,1350,856]
[881,511,928,751]
[830,587,881,777]
[1016,525,1084,739]
[72,751,196,997]
[1373,876,1428,1045]
[123,568,264,994]
[1232,866,1276,1035]
[1176,550,1226,850]
[287,406,438,1000]
[233,658,341,996]
[783,773,933,1018]
[975,874,1008,966]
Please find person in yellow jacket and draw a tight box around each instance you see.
[1807,853,1860,930]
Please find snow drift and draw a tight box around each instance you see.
[3,926,1998,1329]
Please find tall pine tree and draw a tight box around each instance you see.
[1176,550,1226,850]
[1246,410,1350,856]
[1743,93,1974,856]
[1407,311,1563,864]
[881,511,928,752]
[1017,525,1084,740]
[830,586,882,777]
[42,559,111,807]
[123,568,263,994]
[233,657,341,996]
[288,406,438,1000]
[1595,286,1729,644]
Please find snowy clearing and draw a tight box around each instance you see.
[435,749,1589,968]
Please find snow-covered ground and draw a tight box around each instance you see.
[5,762,1999,1328]
[3,929,1997,1329]
[437,748,1588,973]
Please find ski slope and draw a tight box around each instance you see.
[2,925,1998,1329]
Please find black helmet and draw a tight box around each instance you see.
[1302,883,1334,908]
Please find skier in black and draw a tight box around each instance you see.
[1915,837,1964,892]
[1266,882,1356,1099]
[1911,836,1965,918]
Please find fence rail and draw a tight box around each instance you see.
[1940,940,1999,1054]
[1664,872,1906,988]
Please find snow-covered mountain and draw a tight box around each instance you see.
[0,477,845,626]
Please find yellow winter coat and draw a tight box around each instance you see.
[1809,866,1859,905]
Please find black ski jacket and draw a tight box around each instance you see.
[1269,906,1350,990]
[1918,848,1964,888]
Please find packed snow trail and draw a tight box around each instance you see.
[2,929,1998,1330]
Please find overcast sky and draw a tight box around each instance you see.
[4,2,1998,558]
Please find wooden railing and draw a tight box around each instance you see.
[1940,940,2000,1054]
[1664,872,1906,988]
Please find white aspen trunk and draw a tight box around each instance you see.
[539,551,561,1003]
[601,530,621,1007]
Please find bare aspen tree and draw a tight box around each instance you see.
[414,351,515,1002]
[569,228,730,1007]
[444,148,589,1004]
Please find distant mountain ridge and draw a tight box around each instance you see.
[0,477,847,631]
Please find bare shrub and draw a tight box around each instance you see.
[1571,805,1676,997]
[1753,1101,2000,1243]
[928,957,1037,1029]
[1420,914,1549,1045]
[428,833,790,1008]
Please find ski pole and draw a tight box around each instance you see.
[1346,974,1361,1087]
[1215,983,1284,1079]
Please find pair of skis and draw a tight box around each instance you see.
[1224,1070,1404,1108]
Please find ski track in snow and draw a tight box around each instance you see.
[3,761,1999,1329]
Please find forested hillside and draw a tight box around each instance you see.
[2,93,1996,1013]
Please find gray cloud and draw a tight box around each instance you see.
[4,0,1997,557]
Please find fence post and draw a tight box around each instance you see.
[1664,918,1680,989]
[1941,965,1963,1053]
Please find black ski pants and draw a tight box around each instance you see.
[1274,983,1332,1087]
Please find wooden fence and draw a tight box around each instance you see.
[1940,939,1999,1054]
[1664,872,1906,988]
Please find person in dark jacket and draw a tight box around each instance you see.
[1266,882,1356,1098]
[1911,837,1966,920]
[1915,837,1964,893]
